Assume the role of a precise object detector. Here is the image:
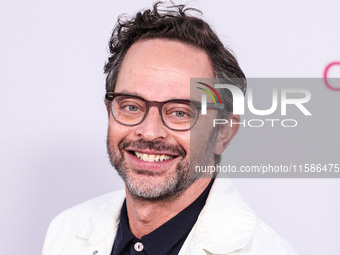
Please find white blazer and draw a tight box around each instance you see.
[43,178,299,255]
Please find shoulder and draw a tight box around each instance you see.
[197,178,299,255]
[49,189,125,226]
[43,189,125,254]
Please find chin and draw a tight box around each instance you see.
[124,170,191,201]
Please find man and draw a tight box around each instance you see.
[43,2,299,255]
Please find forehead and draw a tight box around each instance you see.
[115,39,214,100]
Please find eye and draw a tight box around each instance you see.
[172,111,187,117]
[125,105,139,112]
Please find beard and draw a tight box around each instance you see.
[107,127,218,201]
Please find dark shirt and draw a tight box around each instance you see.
[111,179,214,255]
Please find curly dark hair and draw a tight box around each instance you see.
[104,1,247,164]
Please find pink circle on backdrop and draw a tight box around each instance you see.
[323,62,340,91]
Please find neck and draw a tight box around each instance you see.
[125,177,211,239]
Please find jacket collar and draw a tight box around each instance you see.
[76,190,125,246]
[183,178,257,254]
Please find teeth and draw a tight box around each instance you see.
[134,152,173,162]
[148,154,155,162]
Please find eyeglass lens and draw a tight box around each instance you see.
[111,95,197,130]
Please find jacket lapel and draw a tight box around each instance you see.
[179,178,257,255]
[76,190,125,255]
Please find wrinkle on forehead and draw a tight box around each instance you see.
[129,66,191,77]
[122,66,191,85]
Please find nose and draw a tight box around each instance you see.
[135,107,169,141]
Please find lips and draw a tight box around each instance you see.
[123,149,180,172]
[119,139,185,171]
[134,151,174,162]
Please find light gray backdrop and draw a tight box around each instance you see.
[1,0,339,254]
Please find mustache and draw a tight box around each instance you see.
[119,139,186,157]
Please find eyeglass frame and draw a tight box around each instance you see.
[105,92,224,131]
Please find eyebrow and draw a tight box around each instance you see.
[117,89,191,101]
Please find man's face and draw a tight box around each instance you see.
[107,39,218,200]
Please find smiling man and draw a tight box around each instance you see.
[43,2,299,255]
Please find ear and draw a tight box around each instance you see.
[214,114,240,155]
